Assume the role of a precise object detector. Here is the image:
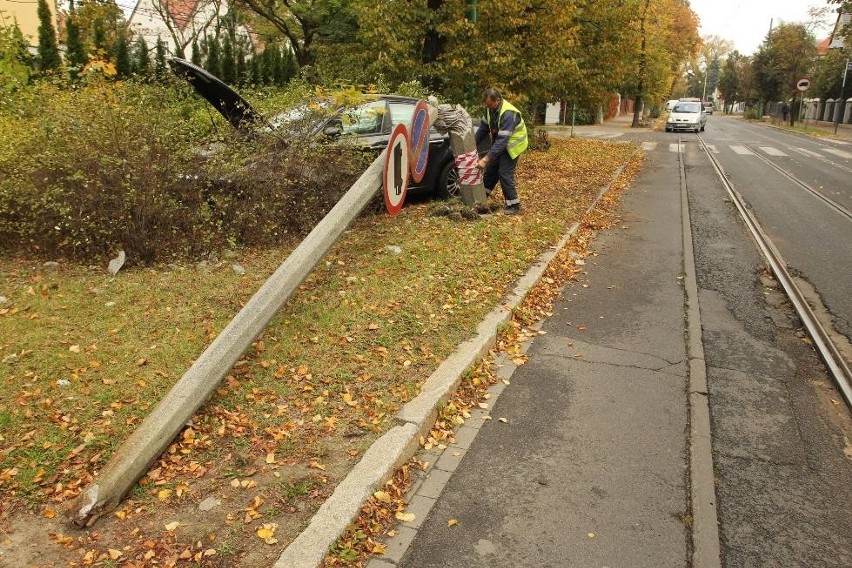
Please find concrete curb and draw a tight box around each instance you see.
[679,142,722,568]
[273,152,639,568]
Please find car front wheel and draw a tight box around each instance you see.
[435,161,461,200]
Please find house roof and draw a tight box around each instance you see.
[828,10,850,49]
[168,0,202,32]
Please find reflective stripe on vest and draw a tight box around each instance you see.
[483,100,528,159]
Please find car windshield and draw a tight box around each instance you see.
[338,101,387,135]
[388,102,415,126]
[674,103,701,113]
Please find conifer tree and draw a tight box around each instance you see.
[0,22,33,89]
[114,32,131,78]
[154,36,167,81]
[91,17,109,59]
[282,47,297,83]
[221,34,236,83]
[236,47,247,85]
[36,0,61,72]
[205,35,221,78]
[272,44,286,86]
[191,39,202,66]
[134,36,151,77]
[65,0,87,73]
[250,50,261,85]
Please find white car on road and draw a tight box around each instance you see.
[665,101,706,133]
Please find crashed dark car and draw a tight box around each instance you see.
[168,58,461,199]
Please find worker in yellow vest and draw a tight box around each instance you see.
[475,87,529,215]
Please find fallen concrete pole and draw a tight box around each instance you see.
[67,154,386,527]
[431,100,488,207]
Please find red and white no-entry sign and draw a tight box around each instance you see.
[383,123,409,215]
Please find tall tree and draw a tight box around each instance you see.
[234,0,353,68]
[133,36,151,77]
[65,0,88,72]
[113,30,131,78]
[0,22,33,90]
[37,0,62,72]
[752,22,816,104]
[717,50,752,112]
[155,36,168,80]
[191,39,203,66]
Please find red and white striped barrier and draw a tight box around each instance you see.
[454,150,483,186]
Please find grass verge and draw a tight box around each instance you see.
[0,137,638,567]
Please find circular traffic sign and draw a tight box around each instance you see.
[796,78,811,92]
[408,100,431,183]
[383,123,409,216]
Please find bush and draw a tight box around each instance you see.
[0,78,372,265]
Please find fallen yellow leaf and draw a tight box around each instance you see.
[447,518,458,527]
[165,521,181,531]
[107,549,123,560]
[157,489,173,500]
[257,523,278,544]
[395,511,415,522]
[373,491,392,503]
[43,508,56,519]
[265,452,276,464]
[372,543,387,554]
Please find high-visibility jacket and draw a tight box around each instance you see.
[476,99,529,159]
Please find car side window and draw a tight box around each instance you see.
[340,100,387,135]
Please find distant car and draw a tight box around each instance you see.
[168,58,460,199]
[702,101,714,114]
[665,101,706,133]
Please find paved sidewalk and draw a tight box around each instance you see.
[372,126,705,566]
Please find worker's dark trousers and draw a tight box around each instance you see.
[483,152,520,206]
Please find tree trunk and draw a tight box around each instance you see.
[632,0,651,128]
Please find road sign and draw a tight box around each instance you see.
[408,100,431,184]
[383,123,409,216]
[796,78,811,92]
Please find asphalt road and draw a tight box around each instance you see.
[697,116,852,340]
[368,116,852,567]
[680,121,852,566]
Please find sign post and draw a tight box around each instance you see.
[796,77,811,128]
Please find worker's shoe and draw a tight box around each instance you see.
[504,204,521,215]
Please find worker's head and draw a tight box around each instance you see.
[483,87,502,110]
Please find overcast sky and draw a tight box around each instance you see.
[687,0,835,55]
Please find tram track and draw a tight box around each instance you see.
[683,133,852,408]
[712,127,852,221]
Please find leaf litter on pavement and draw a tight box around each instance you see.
[0,138,640,566]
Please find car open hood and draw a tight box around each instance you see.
[168,58,264,131]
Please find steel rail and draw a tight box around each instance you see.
[714,125,852,218]
[695,135,852,408]
[714,122,852,174]
[740,142,852,221]
[789,147,852,176]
